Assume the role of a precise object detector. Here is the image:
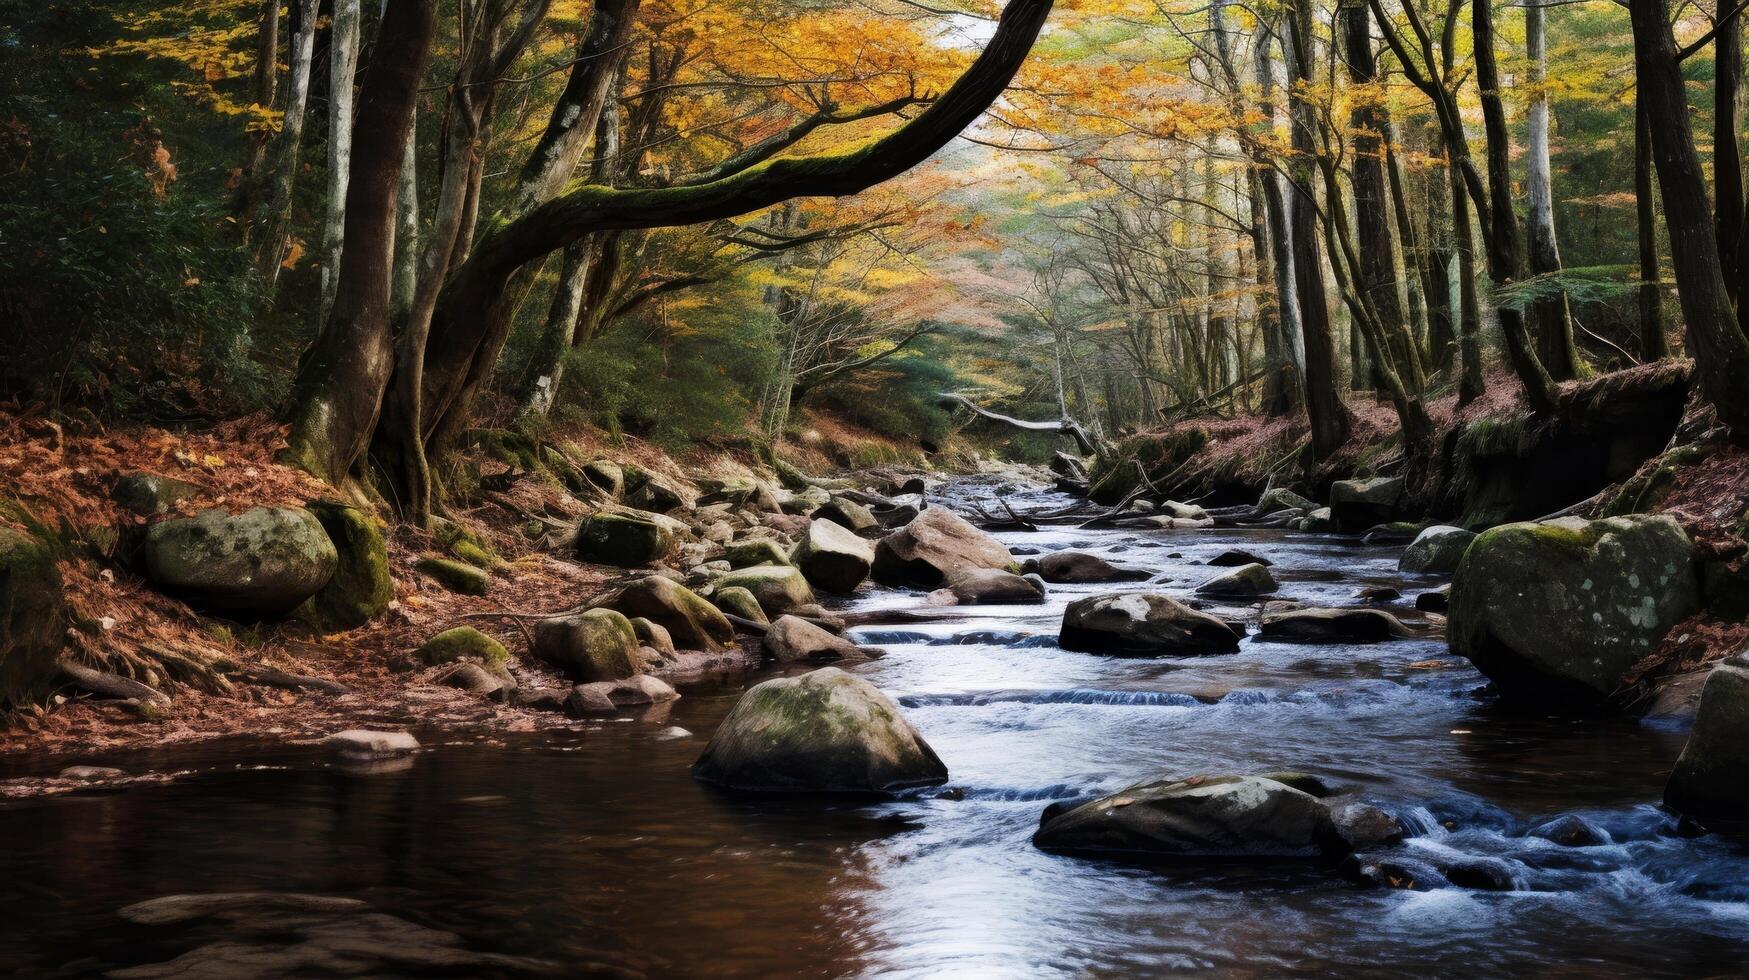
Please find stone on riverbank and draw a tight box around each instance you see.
[1399,525,1475,575]
[605,576,734,651]
[1258,607,1414,644]
[943,567,1045,605]
[1059,593,1242,655]
[815,496,878,532]
[322,729,419,760]
[692,667,947,794]
[711,586,768,626]
[576,509,686,567]
[567,674,679,715]
[871,507,1015,587]
[1449,515,1699,703]
[304,499,394,629]
[790,518,874,594]
[417,627,508,668]
[1665,653,1749,825]
[1032,775,1346,859]
[531,608,641,681]
[1194,562,1277,598]
[761,615,867,664]
[712,564,815,617]
[142,506,337,615]
[1329,477,1405,531]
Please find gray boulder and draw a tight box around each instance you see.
[530,608,641,682]
[1258,487,1318,514]
[790,518,874,594]
[567,674,679,715]
[605,576,734,651]
[1032,775,1346,858]
[1449,515,1699,703]
[815,496,878,532]
[761,615,866,664]
[1258,607,1415,644]
[1059,593,1242,655]
[1035,551,1149,583]
[943,567,1045,605]
[1399,525,1476,574]
[1665,653,1749,824]
[142,506,337,615]
[712,564,815,617]
[712,585,768,626]
[112,472,198,516]
[692,667,947,793]
[724,538,790,569]
[1195,562,1277,598]
[1329,477,1405,531]
[575,509,686,567]
[871,507,1015,587]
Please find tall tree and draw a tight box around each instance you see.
[1524,0,1583,378]
[255,0,320,283]
[318,0,364,326]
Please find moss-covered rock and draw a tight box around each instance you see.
[414,556,491,596]
[1194,562,1277,598]
[0,524,65,708]
[417,626,508,668]
[790,519,873,594]
[432,517,502,569]
[712,585,767,625]
[531,608,640,681]
[692,667,947,793]
[712,564,815,617]
[629,617,676,656]
[1398,525,1476,575]
[581,460,624,497]
[604,575,734,651]
[111,472,198,516]
[142,506,337,615]
[1665,653,1749,825]
[815,496,878,532]
[305,500,393,630]
[724,538,790,569]
[1449,515,1699,704]
[576,509,685,567]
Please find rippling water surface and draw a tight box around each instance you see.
[3,483,1747,977]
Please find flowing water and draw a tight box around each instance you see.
[4,481,1749,977]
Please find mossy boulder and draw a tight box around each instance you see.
[627,475,694,514]
[871,507,1015,587]
[531,608,641,681]
[1194,562,1277,598]
[111,472,198,516]
[1059,593,1242,655]
[1398,525,1476,575]
[1032,775,1345,859]
[1257,487,1317,515]
[604,576,734,651]
[414,556,491,595]
[305,500,393,630]
[583,460,625,498]
[724,538,790,569]
[417,627,508,668]
[576,509,686,567]
[712,586,768,625]
[712,564,815,617]
[691,667,947,794]
[142,506,337,615]
[761,615,865,664]
[0,525,66,707]
[1449,515,1700,704]
[1665,653,1749,825]
[433,517,502,569]
[629,617,676,657]
[790,519,874,594]
[815,496,878,532]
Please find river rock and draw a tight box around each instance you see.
[1665,653,1749,824]
[1258,607,1414,644]
[1330,802,1407,849]
[725,538,790,568]
[1329,477,1405,531]
[322,729,419,760]
[692,667,947,794]
[629,617,676,658]
[712,585,768,626]
[790,518,874,594]
[112,472,198,516]
[1209,549,1271,568]
[761,615,865,663]
[1195,562,1277,598]
[944,567,1046,605]
[142,506,337,615]
[576,509,686,567]
[1059,593,1242,655]
[871,507,1015,587]
[605,576,734,651]
[1036,551,1150,583]
[530,608,641,682]
[815,496,878,532]
[1258,487,1318,515]
[440,662,511,699]
[1032,775,1346,859]
[567,674,679,715]
[1449,515,1700,703]
[712,564,815,617]
[1530,814,1610,846]
[1416,586,1450,613]
[0,524,64,707]
[1302,507,1339,533]
[416,626,508,668]
[304,499,394,629]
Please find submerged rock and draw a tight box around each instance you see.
[1399,525,1476,575]
[1258,607,1414,644]
[871,507,1015,587]
[692,667,947,794]
[605,576,734,651]
[1059,593,1242,655]
[1032,775,1346,859]
[1529,813,1610,847]
[1208,549,1271,568]
[567,674,679,715]
[790,518,874,594]
[1194,562,1277,598]
[1449,515,1699,703]
[142,506,337,615]
[1665,653,1749,825]
[530,608,641,682]
[1035,551,1149,583]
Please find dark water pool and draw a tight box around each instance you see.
[3,490,1747,977]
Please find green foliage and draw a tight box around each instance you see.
[807,337,961,447]
[1493,266,1638,315]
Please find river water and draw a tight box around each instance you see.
[3,483,1748,977]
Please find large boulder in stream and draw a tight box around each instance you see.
[692,667,947,794]
[604,576,734,652]
[0,524,65,707]
[1059,593,1242,655]
[761,615,867,664]
[1329,477,1405,531]
[1665,653,1749,825]
[1032,775,1346,859]
[530,608,641,681]
[790,518,874,594]
[942,567,1045,605]
[712,564,815,617]
[575,509,687,567]
[1449,515,1700,703]
[814,496,878,532]
[1194,562,1277,598]
[142,506,337,615]
[1259,607,1414,644]
[871,507,1015,587]
[1035,551,1149,584]
[1399,525,1476,574]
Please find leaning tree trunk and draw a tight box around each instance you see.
[1717,12,1744,309]
[1524,0,1583,379]
[282,0,437,485]
[1630,0,1749,433]
[317,0,363,326]
[254,0,319,285]
[1636,88,1669,361]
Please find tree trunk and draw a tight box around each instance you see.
[1637,87,1669,361]
[1255,18,1304,409]
[237,0,281,231]
[392,125,418,317]
[282,0,437,484]
[318,0,363,326]
[1717,12,1744,309]
[1631,0,1749,433]
[1451,154,1486,403]
[1421,124,1457,368]
[255,0,319,284]
[1524,0,1582,379]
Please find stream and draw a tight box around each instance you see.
[4,480,1749,977]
